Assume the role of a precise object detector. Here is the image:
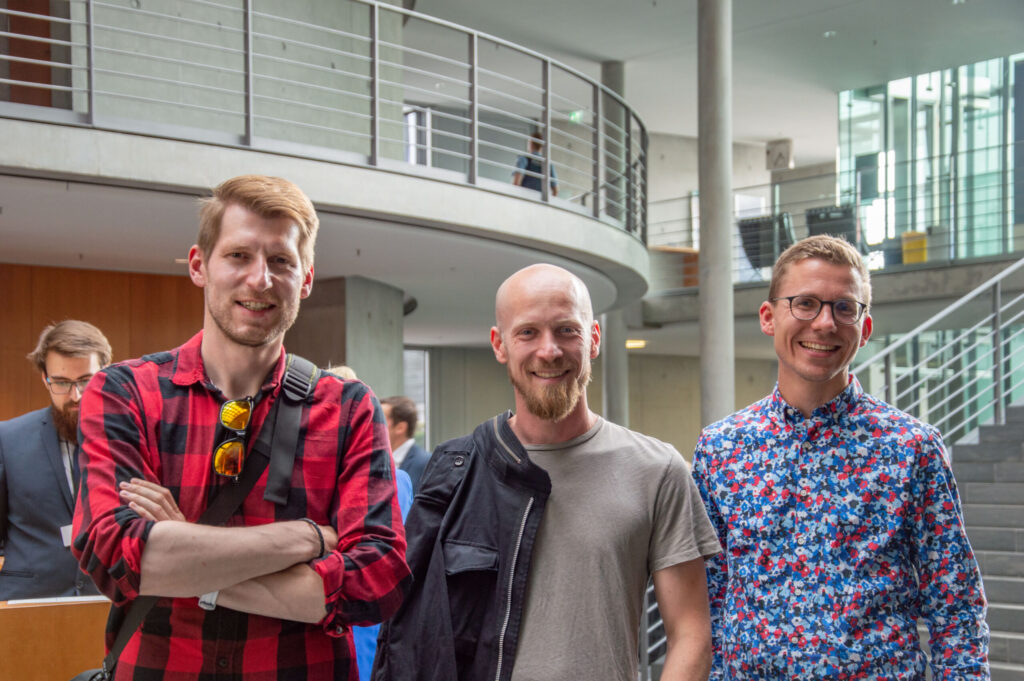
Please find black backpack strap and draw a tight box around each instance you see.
[262,353,320,506]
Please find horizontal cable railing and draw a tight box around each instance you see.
[648,142,1020,292]
[0,0,647,239]
[851,257,1024,444]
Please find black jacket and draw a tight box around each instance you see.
[372,413,551,681]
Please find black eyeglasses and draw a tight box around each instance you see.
[770,295,867,325]
[45,376,93,395]
[212,398,254,478]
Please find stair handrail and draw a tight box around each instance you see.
[853,256,1024,411]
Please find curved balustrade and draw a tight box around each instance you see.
[0,0,648,240]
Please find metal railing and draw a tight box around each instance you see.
[639,580,665,681]
[852,257,1024,444]
[0,0,648,238]
[648,143,1021,292]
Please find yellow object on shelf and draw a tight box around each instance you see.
[902,231,928,264]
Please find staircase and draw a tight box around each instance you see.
[954,408,1024,680]
[849,256,1024,678]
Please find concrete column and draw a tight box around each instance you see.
[285,275,404,397]
[697,0,735,425]
[600,61,630,427]
[600,311,630,427]
[602,60,626,222]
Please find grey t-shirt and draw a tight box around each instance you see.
[510,418,720,681]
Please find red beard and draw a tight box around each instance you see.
[51,402,80,443]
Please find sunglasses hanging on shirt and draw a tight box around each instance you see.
[212,397,254,478]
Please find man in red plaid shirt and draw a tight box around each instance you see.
[72,175,410,680]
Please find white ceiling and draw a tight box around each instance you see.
[414,0,1024,165]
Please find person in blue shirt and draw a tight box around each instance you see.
[353,468,412,681]
[692,235,989,680]
[512,131,558,196]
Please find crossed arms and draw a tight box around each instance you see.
[72,364,409,632]
[121,478,336,622]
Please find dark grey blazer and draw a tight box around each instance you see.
[399,442,431,494]
[0,407,98,599]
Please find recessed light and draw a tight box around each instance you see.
[625,339,647,350]
[823,30,837,39]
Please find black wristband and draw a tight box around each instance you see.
[300,517,325,559]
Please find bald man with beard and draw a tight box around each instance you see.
[373,264,721,681]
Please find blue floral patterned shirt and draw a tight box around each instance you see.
[692,377,989,680]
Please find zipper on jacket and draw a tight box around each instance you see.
[492,416,522,464]
[494,496,534,681]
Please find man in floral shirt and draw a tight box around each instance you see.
[692,235,989,680]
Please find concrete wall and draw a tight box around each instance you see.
[425,345,777,460]
[286,276,404,398]
[647,132,768,202]
[771,161,837,238]
[646,132,770,245]
[344,276,404,398]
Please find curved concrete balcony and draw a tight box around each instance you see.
[0,0,650,345]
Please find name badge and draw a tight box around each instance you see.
[60,524,73,547]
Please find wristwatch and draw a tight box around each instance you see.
[198,590,220,611]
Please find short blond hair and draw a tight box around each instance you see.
[198,175,319,270]
[769,235,871,308]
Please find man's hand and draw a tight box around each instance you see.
[120,478,186,522]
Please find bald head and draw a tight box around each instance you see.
[495,264,594,333]
[491,264,600,426]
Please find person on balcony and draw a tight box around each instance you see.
[72,175,410,681]
[512,131,559,196]
[692,235,989,679]
[373,263,720,681]
[0,320,110,600]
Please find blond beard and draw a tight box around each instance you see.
[508,363,591,422]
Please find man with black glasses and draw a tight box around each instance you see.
[692,235,989,679]
[0,320,110,599]
[73,175,410,681]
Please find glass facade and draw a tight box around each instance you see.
[838,53,1023,265]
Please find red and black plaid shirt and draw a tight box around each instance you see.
[72,332,410,681]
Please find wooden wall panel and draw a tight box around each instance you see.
[128,272,204,358]
[0,266,38,419]
[0,265,202,421]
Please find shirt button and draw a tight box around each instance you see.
[217,658,229,669]
[797,536,806,545]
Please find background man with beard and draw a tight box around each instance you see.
[72,175,409,681]
[0,319,110,599]
[373,264,721,681]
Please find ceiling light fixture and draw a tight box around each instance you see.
[625,339,647,350]
[823,30,837,39]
